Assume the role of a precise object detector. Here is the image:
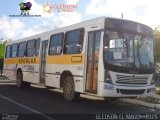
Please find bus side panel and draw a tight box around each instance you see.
[18,57,40,84]
[3,57,40,84]
[22,64,40,84]
[45,64,61,88]
[3,58,18,80]
[45,55,84,93]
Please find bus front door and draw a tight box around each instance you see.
[86,30,101,93]
[40,40,48,84]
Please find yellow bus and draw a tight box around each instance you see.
[3,17,155,101]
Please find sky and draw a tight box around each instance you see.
[0,0,160,40]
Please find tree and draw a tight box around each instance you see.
[0,38,9,58]
[154,27,160,63]
[0,38,12,68]
[0,41,5,58]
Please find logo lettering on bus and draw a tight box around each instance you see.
[19,58,36,64]
[26,65,34,71]
[23,65,35,71]
[104,84,114,90]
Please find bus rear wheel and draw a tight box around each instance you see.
[17,72,30,88]
[63,76,80,102]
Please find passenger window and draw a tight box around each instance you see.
[11,44,18,58]
[64,28,84,54]
[26,40,35,57]
[18,42,26,57]
[5,45,11,58]
[49,33,63,55]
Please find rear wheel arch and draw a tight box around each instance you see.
[60,71,80,101]
[60,71,73,88]
[16,68,30,88]
[17,68,22,76]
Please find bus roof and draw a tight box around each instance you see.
[7,16,105,45]
[6,16,152,45]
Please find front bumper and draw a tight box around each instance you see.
[98,82,155,97]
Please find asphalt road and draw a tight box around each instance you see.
[0,78,159,120]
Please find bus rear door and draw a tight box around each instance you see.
[40,40,48,84]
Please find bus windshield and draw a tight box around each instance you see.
[103,18,154,70]
[103,31,154,69]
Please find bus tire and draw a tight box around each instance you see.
[24,82,31,88]
[63,76,80,102]
[17,72,30,88]
[104,97,117,102]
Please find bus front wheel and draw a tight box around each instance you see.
[63,76,80,102]
[17,72,30,88]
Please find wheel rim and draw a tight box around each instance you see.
[65,82,73,96]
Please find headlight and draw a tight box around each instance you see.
[104,70,112,83]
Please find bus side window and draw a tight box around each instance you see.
[26,39,36,57]
[18,42,26,57]
[35,38,40,56]
[64,28,84,54]
[49,33,63,55]
[11,44,18,58]
[5,45,11,58]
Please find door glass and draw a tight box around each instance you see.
[40,40,48,83]
[93,31,100,92]
[86,31,101,93]
[86,33,94,91]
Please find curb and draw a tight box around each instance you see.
[0,76,8,79]
[0,77,16,83]
[119,98,160,110]
[150,94,160,99]
[0,80,16,83]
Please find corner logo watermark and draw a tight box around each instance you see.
[19,2,32,15]
[42,2,77,14]
[8,1,78,17]
[9,1,41,17]
[42,3,53,14]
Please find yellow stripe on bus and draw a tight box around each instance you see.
[4,57,39,64]
[46,54,84,64]
[4,54,84,65]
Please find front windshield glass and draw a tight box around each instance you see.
[103,31,154,69]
